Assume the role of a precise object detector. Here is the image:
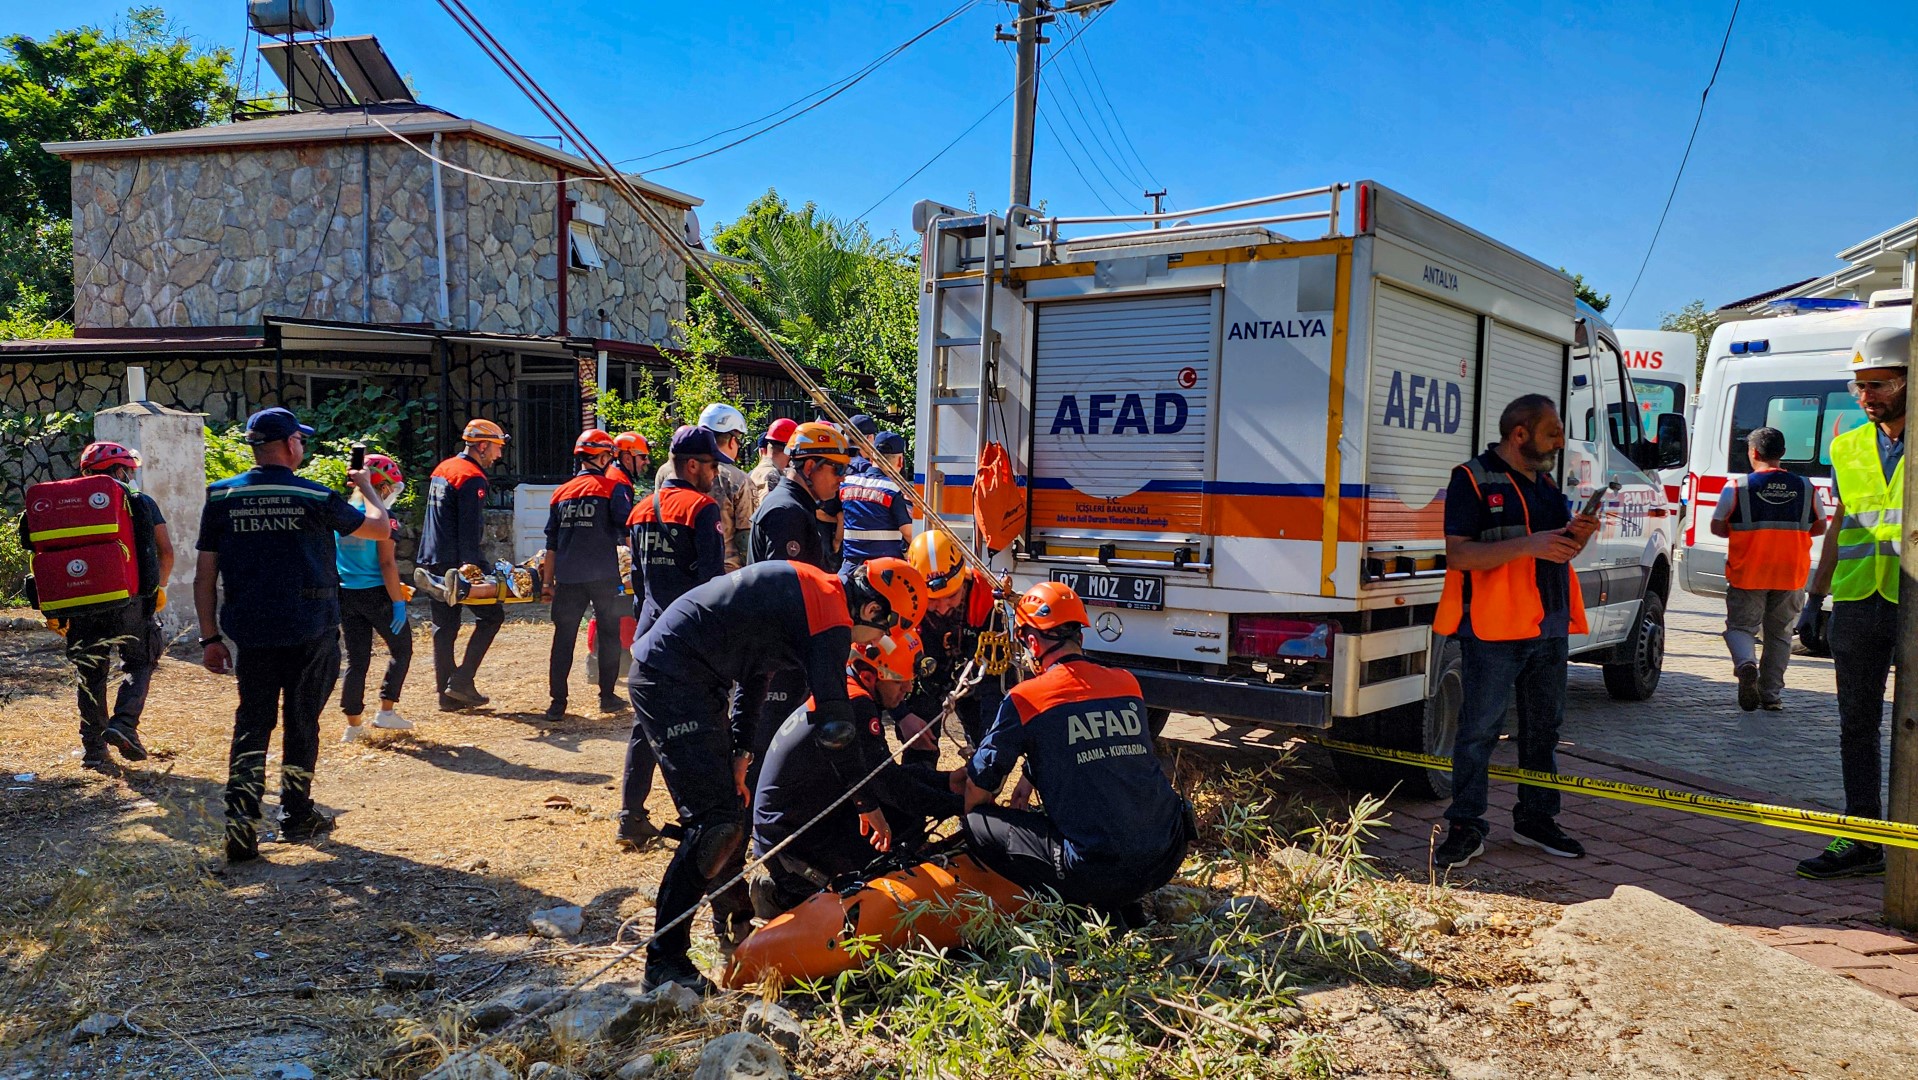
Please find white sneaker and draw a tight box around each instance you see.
[342,724,364,743]
[372,709,413,730]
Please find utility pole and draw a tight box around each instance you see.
[1145,189,1167,227]
[1005,0,1045,210]
[1889,245,1918,929]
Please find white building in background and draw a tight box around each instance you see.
[1716,215,1917,322]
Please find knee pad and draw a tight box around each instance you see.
[690,819,746,879]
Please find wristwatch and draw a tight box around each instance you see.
[199,633,225,647]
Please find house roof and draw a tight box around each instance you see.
[1715,277,1818,313]
[40,102,700,210]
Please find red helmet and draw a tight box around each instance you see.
[762,417,799,447]
[847,557,928,631]
[1014,580,1090,634]
[852,626,926,683]
[614,432,649,456]
[78,442,139,474]
[363,453,403,489]
[575,428,617,456]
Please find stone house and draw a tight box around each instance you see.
[0,102,807,493]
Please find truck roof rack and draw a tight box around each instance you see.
[1012,183,1349,260]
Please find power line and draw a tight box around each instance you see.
[854,3,1113,226]
[1614,0,1742,322]
[1056,40,1142,190]
[1002,36,1131,214]
[631,0,982,174]
[1076,35,1163,197]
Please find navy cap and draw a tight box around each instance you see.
[875,431,906,455]
[670,424,721,460]
[846,413,879,437]
[244,407,316,444]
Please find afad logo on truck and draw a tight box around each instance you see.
[1381,371,1465,433]
[1048,392,1190,435]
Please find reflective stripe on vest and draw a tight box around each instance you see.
[1433,457,1589,641]
[1725,470,1816,592]
[844,528,905,541]
[1829,424,1903,603]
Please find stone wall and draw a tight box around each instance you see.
[69,134,686,342]
[92,403,205,640]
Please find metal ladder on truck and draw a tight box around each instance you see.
[919,212,1010,556]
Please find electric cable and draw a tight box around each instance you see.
[1055,41,1143,191]
[1614,0,1742,322]
[633,0,984,174]
[1077,35,1163,195]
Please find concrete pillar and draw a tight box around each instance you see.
[93,402,206,641]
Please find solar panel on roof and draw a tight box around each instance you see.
[259,41,353,111]
[323,36,414,104]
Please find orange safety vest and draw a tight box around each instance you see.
[1433,457,1589,641]
[1724,468,1817,592]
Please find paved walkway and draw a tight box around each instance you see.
[1162,586,1917,1008]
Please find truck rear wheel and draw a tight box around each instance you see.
[1602,591,1665,701]
[1328,639,1461,801]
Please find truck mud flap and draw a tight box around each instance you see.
[1128,669,1332,730]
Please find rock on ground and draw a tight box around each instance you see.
[470,983,562,1030]
[740,1000,807,1053]
[67,1012,121,1043]
[254,1065,315,1080]
[529,905,585,938]
[691,1032,788,1080]
[548,982,701,1045]
[1531,885,1918,1080]
[421,1052,512,1080]
[615,1054,660,1080]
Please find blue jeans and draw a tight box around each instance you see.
[1445,635,1569,833]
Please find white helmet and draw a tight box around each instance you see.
[1850,325,1911,371]
[697,402,748,435]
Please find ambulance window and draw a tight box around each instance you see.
[1634,378,1686,441]
[1725,380,1866,478]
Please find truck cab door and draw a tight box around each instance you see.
[1593,333,1664,639]
[1563,321,1612,646]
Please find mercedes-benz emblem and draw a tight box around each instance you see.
[1094,611,1123,642]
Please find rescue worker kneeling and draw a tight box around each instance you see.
[963,582,1189,925]
[628,555,928,994]
[749,626,963,918]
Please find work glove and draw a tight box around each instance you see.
[154,586,168,612]
[45,616,67,638]
[390,600,408,635]
[1795,592,1827,642]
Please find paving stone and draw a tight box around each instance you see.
[1847,966,1918,999]
[1779,944,1895,971]
[1826,930,1918,956]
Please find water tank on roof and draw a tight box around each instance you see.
[248,0,335,35]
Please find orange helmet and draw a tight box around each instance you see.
[1014,580,1090,634]
[575,428,617,456]
[462,418,509,444]
[78,441,140,474]
[846,557,927,630]
[614,431,649,456]
[786,421,852,466]
[907,530,968,600]
[852,626,926,683]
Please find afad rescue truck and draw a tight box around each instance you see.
[912,182,1684,797]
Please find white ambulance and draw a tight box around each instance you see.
[1677,300,1908,598]
[913,182,1682,797]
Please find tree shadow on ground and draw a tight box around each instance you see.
[381,736,613,787]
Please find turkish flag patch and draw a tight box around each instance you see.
[1488,493,1505,509]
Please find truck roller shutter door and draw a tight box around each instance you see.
[1366,285,1477,554]
[1483,322,1566,446]
[1028,292,1215,540]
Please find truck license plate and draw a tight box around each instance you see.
[1049,569,1164,611]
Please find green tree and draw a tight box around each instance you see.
[685,189,919,441]
[1559,267,1611,314]
[1659,299,1719,383]
[0,6,238,319]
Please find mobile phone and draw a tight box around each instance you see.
[1580,479,1620,518]
[350,443,366,471]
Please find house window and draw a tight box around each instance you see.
[516,378,578,481]
[309,374,364,408]
[569,222,604,271]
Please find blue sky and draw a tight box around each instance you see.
[17,1,1918,324]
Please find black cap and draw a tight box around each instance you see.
[846,413,879,437]
[874,431,906,455]
[670,424,721,459]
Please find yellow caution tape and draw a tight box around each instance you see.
[1307,734,1918,850]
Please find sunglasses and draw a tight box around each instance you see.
[808,459,849,477]
[925,568,960,593]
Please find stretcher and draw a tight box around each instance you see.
[411,549,633,607]
[721,852,1027,990]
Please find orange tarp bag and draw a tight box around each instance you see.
[973,441,1026,555]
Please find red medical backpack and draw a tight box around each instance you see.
[21,474,138,618]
